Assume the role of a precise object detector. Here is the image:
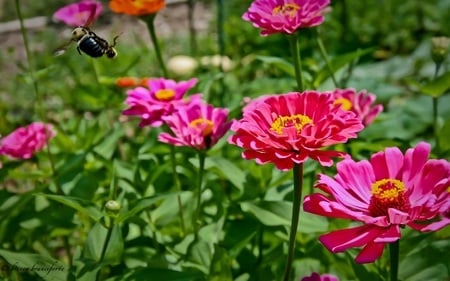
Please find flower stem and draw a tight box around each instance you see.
[288,34,304,92]
[283,163,304,281]
[169,145,186,235]
[15,0,61,195]
[432,62,441,153]
[193,150,206,236]
[315,29,338,87]
[187,0,197,57]
[143,14,168,77]
[389,240,399,281]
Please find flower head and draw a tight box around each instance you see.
[243,0,331,36]
[158,101,233,150]
[122,77,200,127]
[54,0,103,27]
[303,142,450,263]
[301,272,339,281]
[331,88,383,126]
[228,91,364,171]
[109,0,165,16]
[0,122,56,159]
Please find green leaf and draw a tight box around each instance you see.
[208,155,246,192]
[417,71,450,97]
[116,193,172,223]
[208,245,233,281]
[108,268,205,281]
[38,194,102,222]
[255,55,295,77]
[93,125,125,160]
[0,249,68,281]
[240,201,328,232]
[83,222,123,264]
[313,47,375,87]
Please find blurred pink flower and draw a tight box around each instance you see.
[243,0,330,36]
[122,77,200,127]
[53,0,103,27]
[301,272,339,281]
[0,122,56,159]
[303,142,450,263]
[331,88,383,126]
[158,101,233,150]
[228,91,363,171]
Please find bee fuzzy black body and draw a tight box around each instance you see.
[72,27,118,59]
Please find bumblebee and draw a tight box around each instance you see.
[71,26,119,59]
[54,5,119,59]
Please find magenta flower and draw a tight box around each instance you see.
[228,91,364,171]
[303,142,450,263]
[53,0,103,27]
[158,101,233,150]
[122,77,200,127]
[0,122,56,159]
[301,272,339,281]
[331,88,383,126]
[243,0,331,36]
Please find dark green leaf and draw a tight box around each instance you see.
[38,194,102,222]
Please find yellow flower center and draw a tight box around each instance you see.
[272,3,300,18]
[270,114,312,135]
[190,118,214,136]
[155,89,175,101]
[369,179,410,218]
[334,97,353,111]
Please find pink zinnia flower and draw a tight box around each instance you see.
[158,101,233,150]
[53,0,103,27]
[0,122,56,159]
[122,77,200,127]
[243,0,331,36]
[228,91,364,171]
[303,142,450,263]
[301,272,339,281]
[331,88,383,126]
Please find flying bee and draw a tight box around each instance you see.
[71,26,119,59]
[54,5,119,59]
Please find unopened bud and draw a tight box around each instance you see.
[431,36,450,64]
[105,200,121,217]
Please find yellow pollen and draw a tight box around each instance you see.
[155,89,175,101]
[272,3,300,18]
[190,118,214,136]
[270,114,312,135]
[334,97,353,111]
[371,179,405,201]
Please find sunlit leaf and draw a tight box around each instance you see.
[38,194,102,222]
[255,55,295,77]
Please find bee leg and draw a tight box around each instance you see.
[77,46,82,55]
[111,34,121,47]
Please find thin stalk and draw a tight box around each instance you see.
[193,150,206,236]
[96,218,115,281]
[187,0,197,56]
[217,0,226,106]
[143,14,168,77]
[315,29,338,87]
[15,0,59,191]
[288,35,304,92]
[283,163,304,281]
[432,62,441,153]
[389,240,399,281]
[169,145,186,235]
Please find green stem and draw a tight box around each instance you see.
[96,218,115,281]
[432,62,441,153]
[193,151,206,236]
[143,14,168,77]
[217,0,226,106]
[288,34,304,92]
[169,145,186,235]
[187,0,197,57]
[15,0,60,193]
[283,163,304,281]
[315,29,338,87]
[389,240,399,281]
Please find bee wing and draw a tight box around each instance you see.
[53,39,74,56]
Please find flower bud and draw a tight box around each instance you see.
[105,200,121,217]
[431,36,450,64]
